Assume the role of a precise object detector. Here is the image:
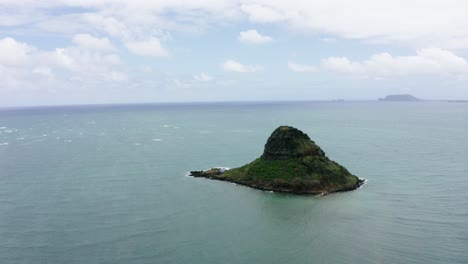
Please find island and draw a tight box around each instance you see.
[378,94,421,101]
[189,126,364,195]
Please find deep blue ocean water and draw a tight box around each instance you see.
[0,101,467,264]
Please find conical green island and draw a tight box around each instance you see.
[190,126,364,195]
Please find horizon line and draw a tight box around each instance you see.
[0,99,466,110]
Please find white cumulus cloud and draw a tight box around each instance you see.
[73,34,116,51]
[321,48,468,77]
[239,29,272,44]
[288,61,316,73]
[221,60,263,73]
[240,4,285,23]
[0,37,36,66]
[125,37,168,57]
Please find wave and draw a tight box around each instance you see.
[204,166,231,172]
[152,138,162,142]
[215,166,230,171]
[357,178,368,189]
[184,167,231,177]
[0,142,9,146]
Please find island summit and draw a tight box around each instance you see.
[190,126,364,195]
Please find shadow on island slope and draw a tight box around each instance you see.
[190,126,364,195]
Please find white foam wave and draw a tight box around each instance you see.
[360,178,368,186]
[163,124,180,129]
[0,127,6,130]
[204,167,231,172]
[152,138,162,142]
[0,142,9,146]
[64,139,73,143]
[185,167,231,177]
[16,137,25,140]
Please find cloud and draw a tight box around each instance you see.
[32,67,53,77]
[319,38,336,43]
[239,1,468,49]
[72,34,116,51]
[2,1,468,105]
[288,61,316,73]
[240,4,285,23]
[108,71,128,82]
[0,37,36,66]
[0,37,127,93]
[194,72,213,81]
[321,48,468,77]
[5,1,468,50]
[221,60,263,73]
[141,66,153,73]
[9,1,240,40]
[125,37,168,57]
[54,47,122,72]
[239,29,272,44]
[82,13,131,39]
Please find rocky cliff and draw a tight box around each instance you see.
[262,126,325,160]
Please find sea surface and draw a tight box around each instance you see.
[0,101,467,264]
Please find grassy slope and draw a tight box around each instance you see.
[222,156,359,193]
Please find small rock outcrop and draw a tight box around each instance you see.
[189,126,364,195]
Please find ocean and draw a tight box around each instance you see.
[0,101,467,264]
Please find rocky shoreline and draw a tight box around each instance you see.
[189,168,365,195]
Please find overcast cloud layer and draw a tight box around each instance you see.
[1,0,468,106]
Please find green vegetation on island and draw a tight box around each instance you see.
[190,126,364,195]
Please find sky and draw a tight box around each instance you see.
[1,0,468,106]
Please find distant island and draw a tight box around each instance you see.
[190,126,364,195]
[378,94,421,101]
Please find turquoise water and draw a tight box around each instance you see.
[0,102,467,264]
